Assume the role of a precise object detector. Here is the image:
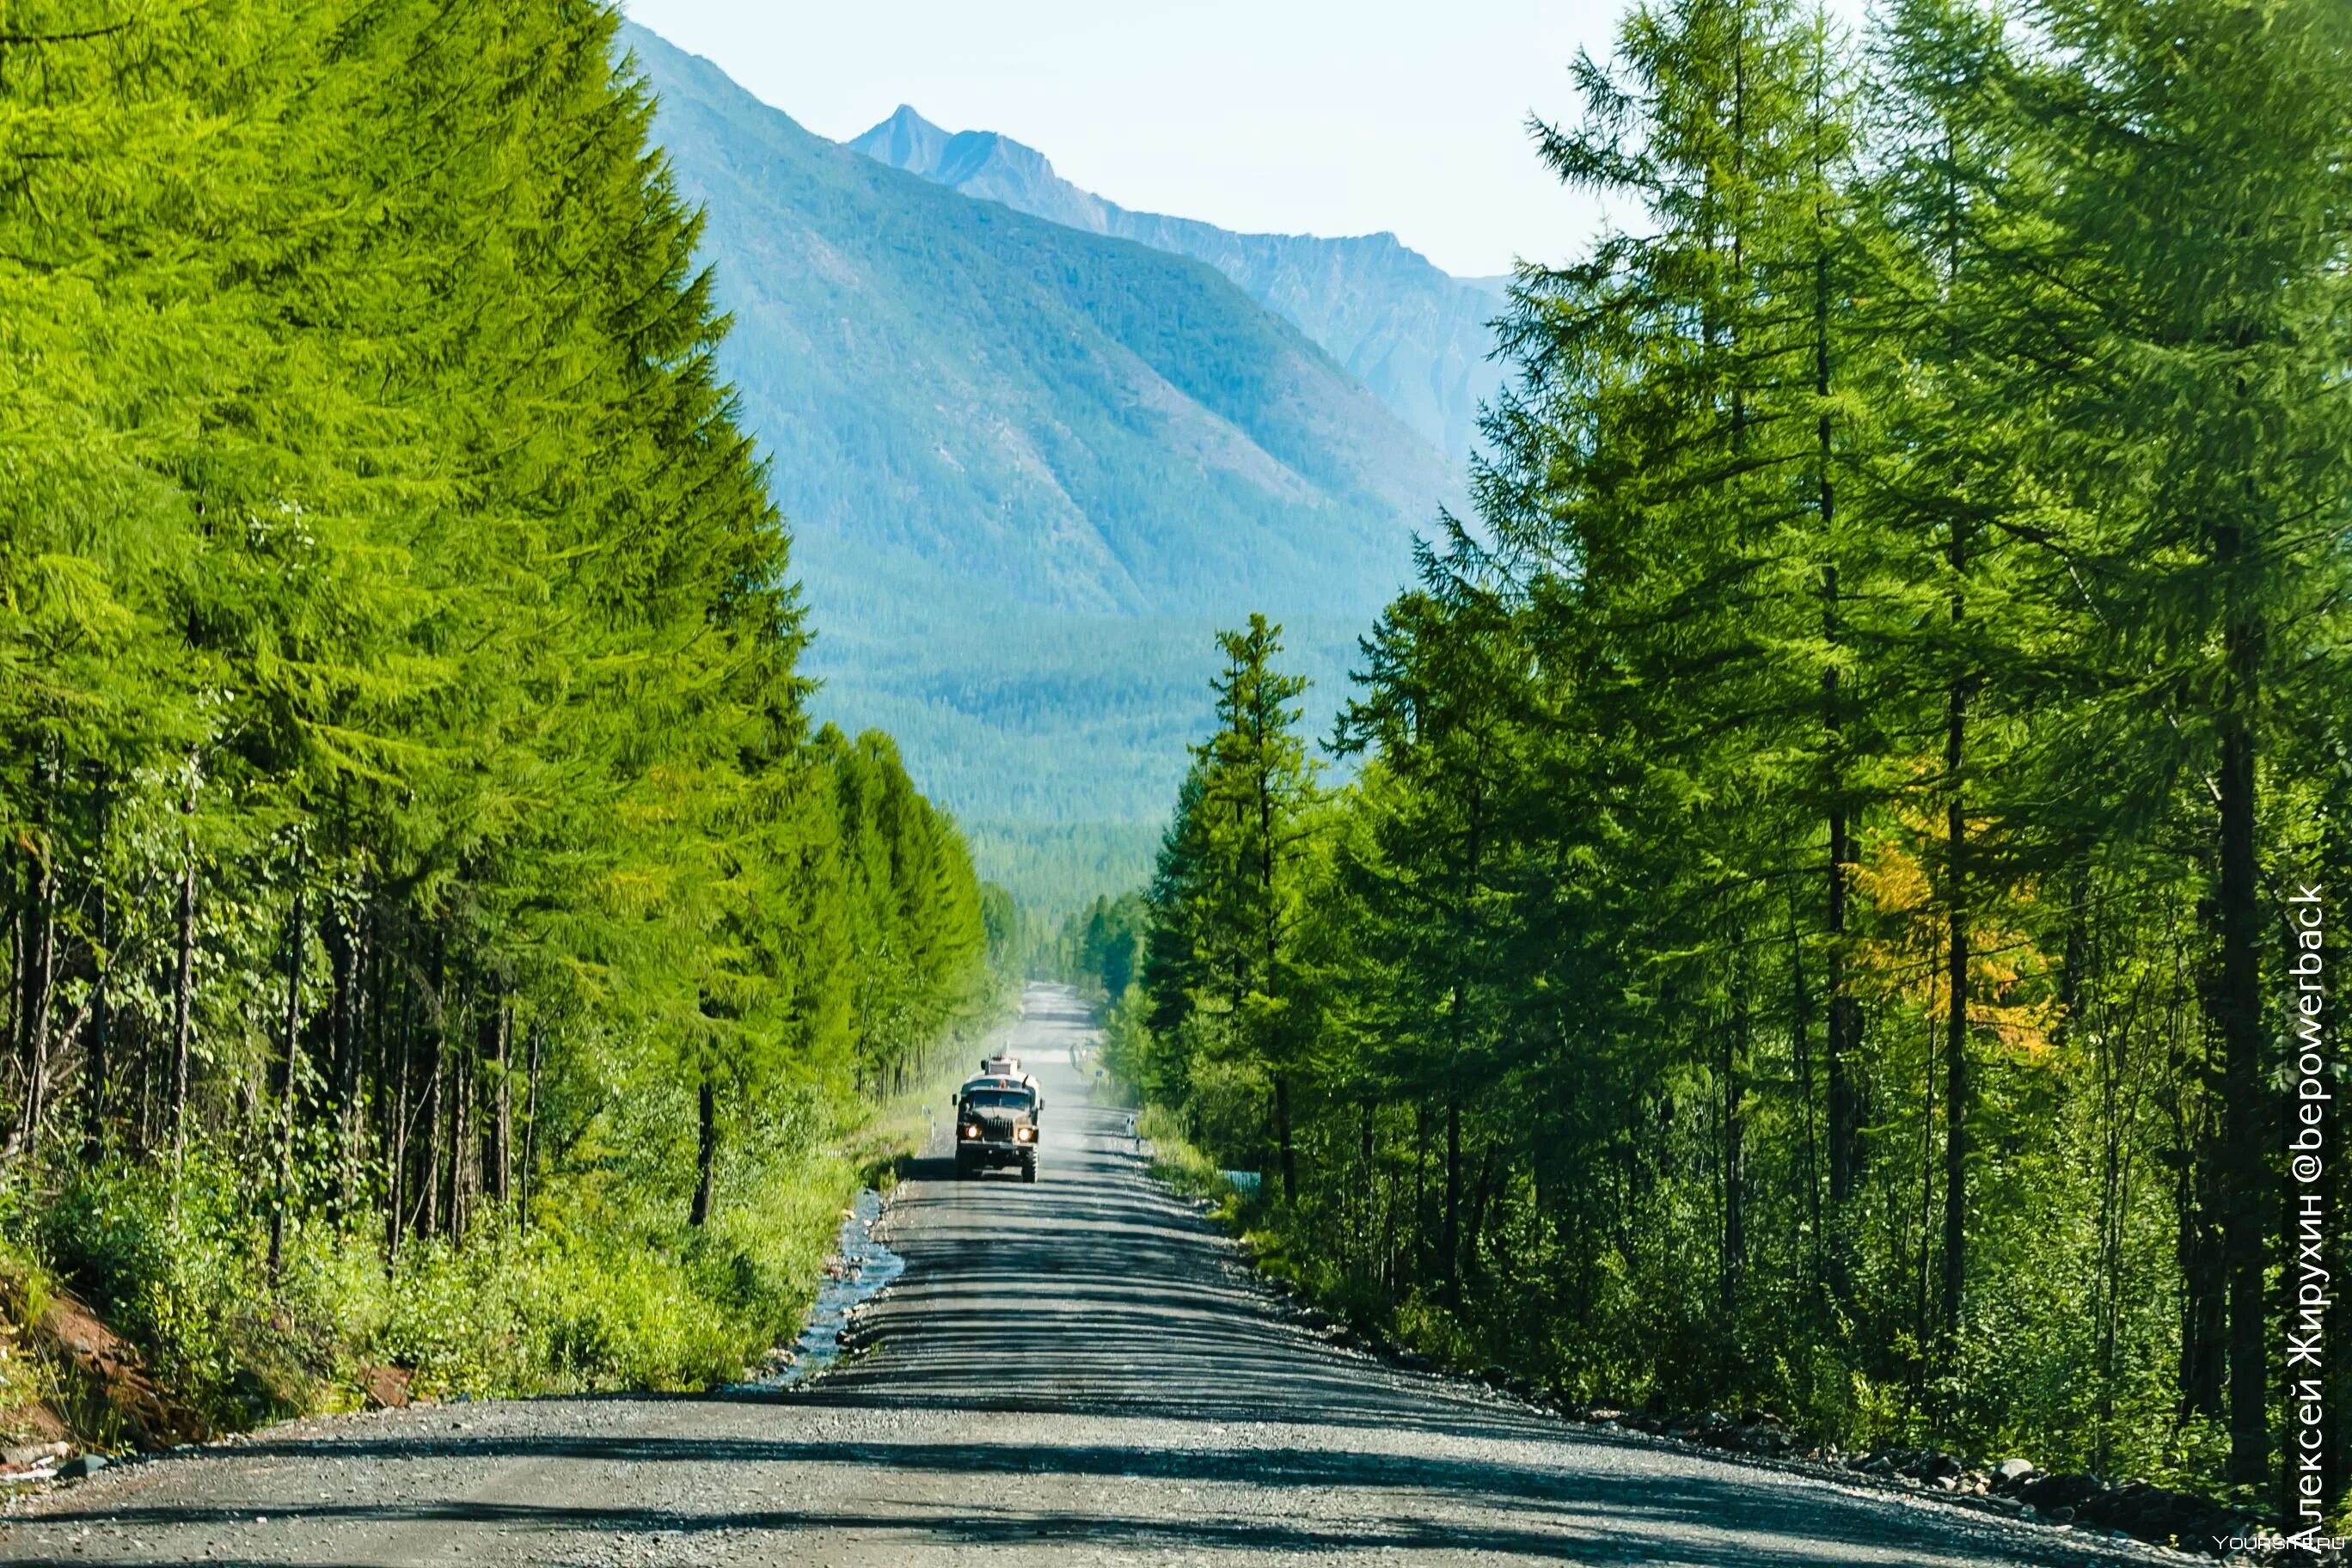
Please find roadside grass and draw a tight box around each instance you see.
[1124,1105,1518,1368]
[1121,1092,2252,1534]
[0,1006,1014,1449]
[5,1132,863,1428]
[0,1240,58,1444]
[1136,1106,1257,1229]
[849,1047,991,1191]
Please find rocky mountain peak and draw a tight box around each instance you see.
[846,106,1504,463]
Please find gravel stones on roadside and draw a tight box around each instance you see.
[1,1443,66,1472]
[2008,1473,2255,1551]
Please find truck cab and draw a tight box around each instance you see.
[975,1055,1043,1114]
[952,1074,1041,1182]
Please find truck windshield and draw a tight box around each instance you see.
[962,1089,1032,1110]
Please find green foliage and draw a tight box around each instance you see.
[1137,616,1329,1198]
[1134,1103,1253,1226]
[0,0,1001,1430]
[1117,0,2352,1521]
[17,1136,870,1421]
[1036,891,1149,996]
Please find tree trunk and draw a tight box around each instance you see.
[690,1069,718,1227]
[488,993,511,1210]
[83,877,111,1165]
[12,808,57,1158]
[268,878,307,1278]
[2216,637,2268,1487]
[135,1007,155,1156]
[3,891,16,1095]
[387,949,414,1266]
[520,1017,543,1225]
[328,903,362,1216]
[1442,1095,1462,1299]
[1412,1099,1429,1288]
[1790,904,1822,1295]
[1824,670,1859,1308]
[2177,996,2228,1420]
[422,1046,444,1240]
[1814,141,1858,1307]
[169,770,198,1173]
[450,1008,474,1243]
[1274,1070,1296,1203]
[1724,946,1748,1314]
[1940,675,1969,1355]
[1457,1140,1491,1278]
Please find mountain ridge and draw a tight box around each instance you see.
[848,104,1509,465]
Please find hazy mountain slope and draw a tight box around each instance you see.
[621,27,1454,906]
[851,105,1510,464]
[628,28,1449,620]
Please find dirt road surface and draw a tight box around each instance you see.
[1,985,2168,1566]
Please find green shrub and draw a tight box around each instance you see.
[0,1114,875,1430]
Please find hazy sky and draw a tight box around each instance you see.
[618,0,1643,278]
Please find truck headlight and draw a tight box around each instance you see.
[961,1124,981,1140]
[1015,1125,1035,1142]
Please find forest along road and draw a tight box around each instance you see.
[3,983,2165,1568]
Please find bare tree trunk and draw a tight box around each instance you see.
[169,766,198,1177]
[1788,904,1822,1298]
[520,1017,542,1226]
[364,920,388,1205]
[387,947,414,1267]
[1815,148,1859,1308]
[690,1069,718,1227]
[1824,649,1859,1308]
[3,891,17,1097]
[83,869,111,1165]
[328,903,362,1216]
[2216,622,2268,1488]
[1273,1071,1296,1204]
[2179,1077,2228,1418]
[268,877,307,1278]
[450,1010,473,1244]
[1724,941,1749,1313]
[422,1037,444,1240]
[12,792,58,1158]
[487,989,511,1210]
[1412,1099,1429,1288]
[136,1008,155,1156]
[1442,1095,1462,1300]
[1917,1007,1936,1396]
[1939,672,1969,1355]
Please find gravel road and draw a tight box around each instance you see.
[1,984,2176,1567]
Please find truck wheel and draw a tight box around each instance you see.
[1020,1152,1038,1184]
[955,1153,976,1180]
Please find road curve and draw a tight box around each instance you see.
[2,983,2162,1567]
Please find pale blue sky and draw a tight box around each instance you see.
[619,0,1666,278]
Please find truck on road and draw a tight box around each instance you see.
[952,1073,1041,1182]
